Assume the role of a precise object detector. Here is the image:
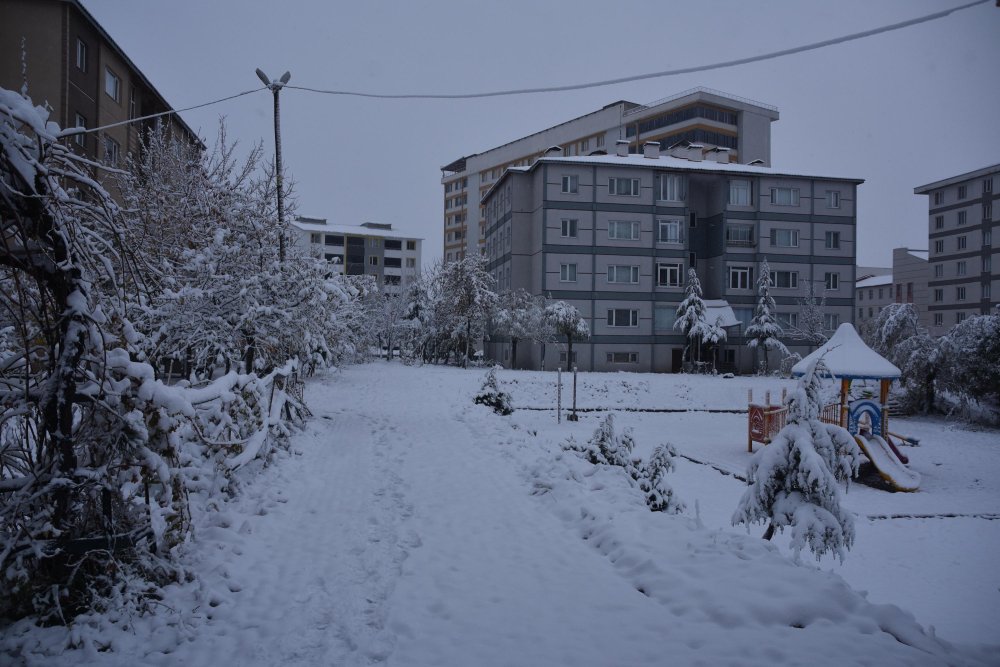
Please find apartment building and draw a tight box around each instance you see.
[0,0,200,182]
[915,164,999,336]
[482,142,862,373]
[291,217,422,294]
[441,88,780,263]
[855,248,928,328]
[855,274,893,326]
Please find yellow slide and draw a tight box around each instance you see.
[853,435,920,492]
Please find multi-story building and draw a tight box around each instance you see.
[290,217,422,294]
[0,0,201,181]
[441,88,780,263]
[915,164,999,336]
[855,248,928,329]
[481,142,862,373]
[855,274,893,327]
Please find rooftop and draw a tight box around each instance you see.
[856,274,893,289]
[291,218,423,241]
[914,162,1000,194]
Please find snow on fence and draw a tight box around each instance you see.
[747,388,839,452]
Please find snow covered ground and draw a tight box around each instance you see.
[4,362,998,665]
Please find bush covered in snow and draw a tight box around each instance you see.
[638,444,685,513]
[474,368,513,415]
[733,359,864,561]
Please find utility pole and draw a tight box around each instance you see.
[255,68,291,262]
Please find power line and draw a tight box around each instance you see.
[286,0,988,100]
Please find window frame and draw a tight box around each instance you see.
[560,218,578,238]
[607,220,640,241]
[102,134,120,166]
[770,187,800,207]
[826,190,841,209]
[824,272,840,291]
[76,38,88,72]
[658,174,684,202]
[656,262,682,287]
[769,270,799,289]
[770,228,800,248]
[559,263,577,283]
[607,265,640,284]
[608,177,641,197]
[729,266,752,290]
[606,352,638,364]
[606,309,639,328]
[729,179,752,206]
[104,67,121,103]
[561,174,579,194]
[824,230,841,249]
[656,218,682,244]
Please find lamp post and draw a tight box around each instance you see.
[256,68,291,262]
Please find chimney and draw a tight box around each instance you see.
[706,147,730,164]
[642,141,660,159]
[544,145,563,157]
[615,139,629,158]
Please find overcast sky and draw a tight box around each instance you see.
[78,0,999,267]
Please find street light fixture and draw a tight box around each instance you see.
[256,68,291,262]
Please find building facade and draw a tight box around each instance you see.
[291,218,422,295]
[855,248,929,330]
[482,144,862,373]
[915,164,999,336]
[441,88,780,263]
[0,0,200,178]
[855,274,893,327]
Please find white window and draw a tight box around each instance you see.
[826,191,841,209]
[558,351,578,364]
[729,179,751,206]
[824,231,841,249]
[656,218,682,243]
[984,178,994,194]
[659,174,684,201]
[105,68,121,102]
[76,39,88,72]
[729,266,752,290]
[957,261,966,276]
[769,270,798,289]
[608,220,640,241]
[776,312,799,329]
[956,286,966,301]
[609,177,640,196]
[102,135,119,166]
[934,239,944,254]
[957,236,967,250]
[405,257,416,268]
[770,187,800,206]
[770,228,799,248]
[607,309,639,327]
[934,264,944,278]
[560,218,578,238]
[607,265,639,284]
[560,263,577,282]
[310,233,321,244]
[73,113,87,147]
[369,256,378,266]
[407,240,416,251]
[561,175,579,194]
[370,238,380,248]
[824,272,840,291]
[656,263,682,287]
[606,352,638,364]
[824,314,840,330]
[934,313,943,327]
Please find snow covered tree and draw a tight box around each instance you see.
[579,414,637,473]
[863,303,937,412]
[639,444,685,513]
[493,289,548,368]
[473,367,513,415]
[438,254,499,367]
[732,358,864,561]
[789,280,828,349]
[543,301,589,369]
[673,268,712,364]
[937,314,1000,405]
[745,259,789,373]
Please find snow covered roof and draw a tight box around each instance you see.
[856,274,893,289]
[290,219,423,241]
[703,300,741,328]
[792,323,901,380]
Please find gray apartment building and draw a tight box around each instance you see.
[441,88,780,263]
[855,248,928,329]
[290,218,422,295]
[482,142,862,373]
[915,164,999,336]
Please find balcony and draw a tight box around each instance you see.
[725,225,755,248]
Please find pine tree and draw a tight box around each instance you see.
[674,268,708,363]
[639,444,685,513]
[745,258,789,373]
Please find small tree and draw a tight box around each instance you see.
[543,301,589,369]
[639,444,685,513]
[732,359,864,561]
[745,259,789,373]
[790,280,828,349]
[674,268,708,363]
[493,289,547,368]
[474,367,513,415]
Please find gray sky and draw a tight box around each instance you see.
[80,0,1000,266]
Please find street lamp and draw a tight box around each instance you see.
[256,68,291,262]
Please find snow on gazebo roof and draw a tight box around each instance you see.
[791,323,901,380]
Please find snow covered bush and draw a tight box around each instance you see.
[863,304,938,413]
[745,259,789,373]
[474,367,513,415]
[638,444,684,513]
[583,414,635,469]
[936,313,1000,407]
[732,359,864,561]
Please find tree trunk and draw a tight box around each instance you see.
[762,522,776,541]
[511,337,518,369]
[566,335,573,369]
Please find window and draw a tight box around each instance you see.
[956,286,966,301]
[824,272,840,291]
[858,307,864,319]
[984,202,992,220]
[384,239,402,251]
[984,178,994,194]
[770,228,799,248]
[607,309,639,327]
[310,233,321,244]
[654,305,676,331]
[558,351,578,364]
[869,289,873,299]
[561,175,579,194]
[369,256,379,266]
[776,312,799,329]
[895,284,902,303]
[985,230,993,246]
[405,258,416,268]
[659,174,684,201]
[957,235,967,250]
[935,215,944,230]
[73,113,87,147]
[827,191,841,208]
[958,210,967,225]
[607,265,639,284]
[609,177,640,196]
[769,270,798,289]
[384,257,402,268]
[608,220,639,241]
[606,352,638,364]
[104,68,121,102]
[957,261,966,276]
[858,291,863,301]
[384,275,401,286]
[560,263,577,282]
[657,218,682,243]
[770,187,800,206]
[729,179,751,206]
[325,234,344,246]
[984,256,992,272]
[934,264,943,278]
[907,282,913,303]
[656,263,682,287]
[102,135,119,166]
[868,307,873,318]
[824,231,841,249]
[878,288,884,299]
[733,307,753,328]
[369,238,381,248]
[560,218,578,238]
[956,312,966,324]
[824,314,840,330]
[729,266,752,290]
[934,240,944,254]
[934,313,943,327]
[984,283,992,298]
[407,240,417,250]
[958,185,967,199]
[933,192,942,205]
[726,224,753,246]
[76,39,87,72]
[580,139,589,152]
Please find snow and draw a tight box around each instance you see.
[855,435,921,492]
[792,323,901,379]
[856,274,893,289]
[4,364,998,664]
[289,218,423,241]
[703,299,740,327]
